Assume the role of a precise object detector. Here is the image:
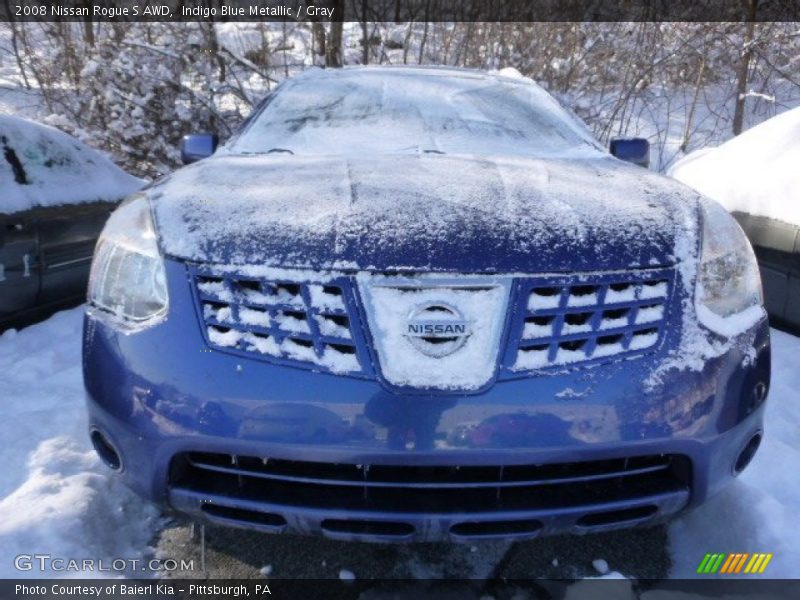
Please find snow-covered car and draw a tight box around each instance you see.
[0,116,143,330]
[83,67,770,543]
[671,107,800,332]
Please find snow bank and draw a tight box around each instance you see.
[0,115,144,215]
[669,107,800,226]
[0,308,162,578]
[669,328,800,578]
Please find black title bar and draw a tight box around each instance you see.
[2,0,800,22]
[3,579,800,599]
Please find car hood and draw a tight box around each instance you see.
[151,153,700,272]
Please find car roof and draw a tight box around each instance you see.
[293,64,534,86]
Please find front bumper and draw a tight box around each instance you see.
[83,261,771,543]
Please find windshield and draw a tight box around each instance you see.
[229,69,602,157]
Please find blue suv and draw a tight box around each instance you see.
[83,67,770,543]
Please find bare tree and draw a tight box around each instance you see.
[8,19,799,175]
[732,0,760,135]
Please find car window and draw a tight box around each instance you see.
[229,71,602,158]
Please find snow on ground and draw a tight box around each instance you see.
[0,307,798,579]
[0,307,162,579]
[668,328,800,578]
[669,106,800,226]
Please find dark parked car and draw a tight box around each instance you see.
[0,115,143,330]
[733,213,800,333]
[671,106,800,333]
[84,67,769,543]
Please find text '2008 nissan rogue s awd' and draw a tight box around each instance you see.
[83,66,770,543]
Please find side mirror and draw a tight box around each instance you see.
[180,133,218,165]
[610,137,650,168]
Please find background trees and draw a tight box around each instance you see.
[2,20,798,178]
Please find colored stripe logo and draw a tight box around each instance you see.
[697,553,773,574]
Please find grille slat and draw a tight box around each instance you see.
[518,323,664,348]
[513,270,673,371]
[192,266,367,376]
[521,295,671,317]
[171,452,691,515]
[186,454,673,490]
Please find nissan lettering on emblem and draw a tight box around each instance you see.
[405,302,472,358]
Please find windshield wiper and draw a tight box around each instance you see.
[266,148,294,155]
[394,145,446,155]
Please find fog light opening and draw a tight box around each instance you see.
[734,432,762,475]
[753,381,768,405]
[90,428,122,471]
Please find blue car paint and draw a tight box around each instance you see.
[83,258,770,542]
[82,67,771,542]
[147,154,684,273]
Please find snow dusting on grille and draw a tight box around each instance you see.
[192,265,366,375]
[512,269,674,371]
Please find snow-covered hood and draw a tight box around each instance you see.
[151,153,700,272]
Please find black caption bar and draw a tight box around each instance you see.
[3,579,800,599]
[1,0,800,22]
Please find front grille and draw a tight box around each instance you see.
[170,452,690,516]
[190,264,676,381]
[509,269,674,372]
[190,265,370,376]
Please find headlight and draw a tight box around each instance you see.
[696,198,763,329]
[88,193,168,328]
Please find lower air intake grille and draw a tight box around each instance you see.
[170,452,691,515]
[190,265,369,376]
[511,269,674,371]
